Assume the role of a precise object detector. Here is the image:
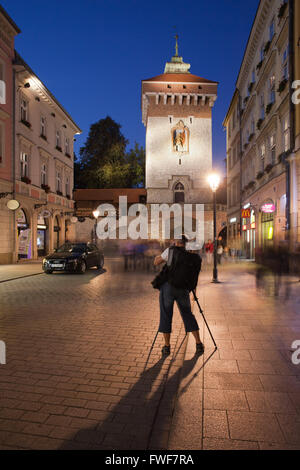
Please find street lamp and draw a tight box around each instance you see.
[208,173,221,283]
[92,209,100,243]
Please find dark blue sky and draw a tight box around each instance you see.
[2,0,259,176]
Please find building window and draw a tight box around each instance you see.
[282,44,289,80]
[260,94,265,120]
[251,117,255,135]
[56,130,61,149]
[20,152,29,178]
[174,182,185,203]
[269,134,276,165]
[40,116,46,137]
[20,99,28,122]
[41,164,47,185]
[260,45,264,62]
[260,144,265,172]
[65,176,70,196]
[269,75,275,103]
[252,69,255,84]
[283,117,290,151]
[269,18,275,41]
[56,171,62,192]
[65,137,70,155]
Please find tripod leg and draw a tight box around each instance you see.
[192,290,218,350]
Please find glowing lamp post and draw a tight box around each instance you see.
[92,209,100,243]
[208,173,221,283]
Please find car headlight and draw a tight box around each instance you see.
[43,258,48,265]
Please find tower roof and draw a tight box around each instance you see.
[142,73,218,84]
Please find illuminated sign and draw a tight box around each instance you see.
[230,217,237,223]
[261,203,275,213]
[251,222,256,229]
[242,225,247,231]
[243,203,250,209]
[241,209,251,218]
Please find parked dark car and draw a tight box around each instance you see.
[42,242,104,274]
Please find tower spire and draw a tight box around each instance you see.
[164,35,191,74]
[175,34,179,57]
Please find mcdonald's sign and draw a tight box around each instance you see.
[241,208,251,218]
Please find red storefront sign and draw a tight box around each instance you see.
[241,209,251,218]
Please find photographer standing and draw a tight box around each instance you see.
[153,236,204,356]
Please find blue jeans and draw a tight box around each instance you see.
[159,282,199,334]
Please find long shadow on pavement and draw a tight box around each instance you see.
[59,346,202,450]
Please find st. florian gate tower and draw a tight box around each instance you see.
[142,37,225,243]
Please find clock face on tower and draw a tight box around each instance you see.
[171,120,190,154]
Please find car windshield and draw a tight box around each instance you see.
[56,244,86,253]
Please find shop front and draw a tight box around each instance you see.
[260,202,275,250]
[241,207,256,259]
[16,208,31,259]
[37,210,51,257]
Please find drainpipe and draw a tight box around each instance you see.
[237,89,243,254]
[12,68,16,262]
[286,0,295,249]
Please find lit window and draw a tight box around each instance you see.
[65,137,70,155]
[41,164,47,185]
[20,152,28,177]
[56,131,61,148]
[40,116,46,137]
[56,171,61,192]
[270,134,276,165]
[269,75,275,103]
[21,99,28,122]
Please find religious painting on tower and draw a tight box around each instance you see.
[171,120,189,153]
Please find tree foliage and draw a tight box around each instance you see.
[74,116,145,189]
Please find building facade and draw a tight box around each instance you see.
[0,6,81,264]
[0,6,20,264]
[224,0,298,259]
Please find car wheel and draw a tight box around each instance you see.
[97,256,104,270]
[45,270,53,274]
[79,261,87,274]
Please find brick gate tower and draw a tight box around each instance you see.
[142,36,218,206]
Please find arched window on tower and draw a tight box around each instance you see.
[174,182,185,203]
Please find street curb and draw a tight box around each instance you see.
[0,272,44,284]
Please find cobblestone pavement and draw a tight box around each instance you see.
[0,258,188,450]
[169,262,300,450]
[0,259,299,450]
